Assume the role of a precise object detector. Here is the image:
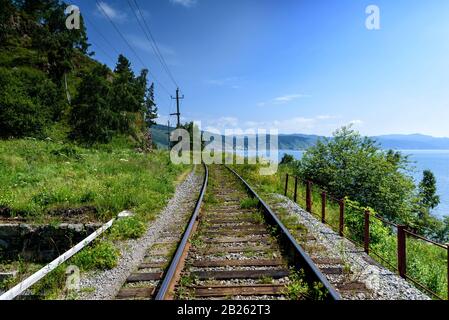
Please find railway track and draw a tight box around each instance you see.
[115,164,340,300]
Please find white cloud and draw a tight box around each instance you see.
[205,77,241,89]
[170,0,197,7]
[349,119,364,126]
[258,93,310,106]
[205,117,239,131]
[202,115,336,135]
[128,35,176,56]
[96,1,127,22]
[273,94,310,103]
[177,114,360,136]
[316,115,334,120]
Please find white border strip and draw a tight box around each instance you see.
[0,218,115,300]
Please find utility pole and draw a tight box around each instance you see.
[170,88,184,128]
[166,120,171,150]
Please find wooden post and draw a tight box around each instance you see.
[321,192,326,224]
[364,210,370,254]
[293,177,298,203]
[339,199,345,237]
[306,181,312,212]
[284,174,289,196]
[397,225,407,279]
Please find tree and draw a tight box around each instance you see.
[144,83,158,128]
[415,170,440,233]
[298,126,416,224]
[109,55,141,134]
[0,67,61,138]
[418,170,440,211]
[27,0,89,85]
[280,154,295,165]
[0,0,16,45]
[440,217,449,242]
[69,65,114,144]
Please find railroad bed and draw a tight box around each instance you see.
[175,165,291,300]
[114,165,340,300]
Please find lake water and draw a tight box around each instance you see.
[278,149,449,219]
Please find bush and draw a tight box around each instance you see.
[109,217,146,240]
[71,241,119,271]
[69,65,115,144]
[0,67,62,138]
[298,126,416,224]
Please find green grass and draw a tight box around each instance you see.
[109,217,146,240]
[71,241,119,271]
[284,269,327,300]
[0,138,188,222]
[0,138,190,298]
[240,197,259,209]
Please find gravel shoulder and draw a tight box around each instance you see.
[273,194,430,300]
[77,166,202,300]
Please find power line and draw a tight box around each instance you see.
[95,0,172,96]
[132,0,179,89]
[84,14,120,58]
[90,41,115,63]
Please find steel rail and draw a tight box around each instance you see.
[226,166,341,301]
[155,163,209,300]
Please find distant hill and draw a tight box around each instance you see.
[374,134,449,150]
[278,133,449,150]
[151,124,171,149]
[151,125,323,150]
[278,134,322,150]
[153,126,449,151]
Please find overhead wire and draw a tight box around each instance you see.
[95,0,172,96]
[131,0,179,89]
[83,14,121,59]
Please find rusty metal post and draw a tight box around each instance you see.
[306,181,312,212]
[447,244,449,300]
[284,174,289,196]
[321,192,326,224]
[339,199,345,237]
[364,210,370,254]
[293,176,298,203]
[397,225,407,279]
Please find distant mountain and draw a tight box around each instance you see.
[152,125,323,150]
[374,134,449,150]
[277,133,449,150]
[151,124,171,149]
[152,125,449,151]
[278,134,322,150]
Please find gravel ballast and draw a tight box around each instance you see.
[273,194,430,300]
[77,167,203,300]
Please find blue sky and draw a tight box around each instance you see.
[72,0,449,137]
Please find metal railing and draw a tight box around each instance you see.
[284,173,449,300]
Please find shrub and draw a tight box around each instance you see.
[0,67,62,138]
[69,65,115,144]
[109,217,146,240]
[298,126,416,224]
[240,198,260,209]
[71,241,119,271]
